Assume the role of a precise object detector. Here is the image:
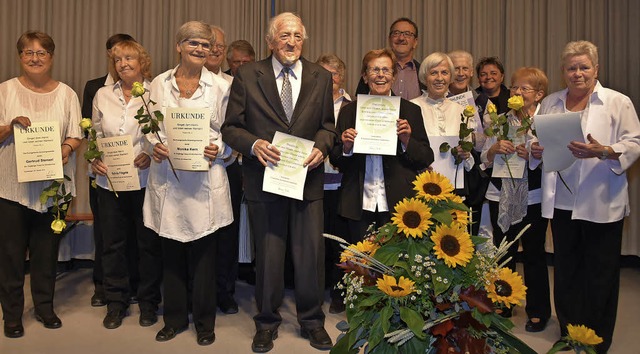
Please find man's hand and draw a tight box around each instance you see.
[303,147,324,169]
[254,139,281,167]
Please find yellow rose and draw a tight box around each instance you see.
[79,118,92,130]
[463,105,475,118]
[51,219,67,234]
[487,103,497,114]
[131,82,146,97]
[507,95,525,111]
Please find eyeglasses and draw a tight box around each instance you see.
[21,50,49,59]
[367,67,393,76]
[390,30,416,38]
[182,39,212,51]
[509,86,537,93]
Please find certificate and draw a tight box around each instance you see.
[492,126,526,178]
[164,107,210,171]
[353,94,400,155]
[534,112,583,171]
[429,136,464,189]
[14,121,63,182]
[262,131,314,200]
[448,91,481,126]
[97,135,140,191]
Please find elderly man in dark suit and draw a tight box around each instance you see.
[222,12,337,353]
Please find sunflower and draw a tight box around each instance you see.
[449,208,469,227]
[487,268,527,308]
[567,324,603,346]
[391,198,433,238]
[340,240,379,263]
[376,274,415,298]
[430,224,474,267]
[447,194,464,204]
[413,170,455,202]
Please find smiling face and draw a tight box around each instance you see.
[111,47,142,84]
[562,54,598,93]
[363,56,395,96]
[478,64,504,95]
[19,40,53,77]
[177,37,210,68]
[388,21,418,61]
[450,56,473,94]
[205,28,226,73]
[426,61,451,99]
[268,19,304,66]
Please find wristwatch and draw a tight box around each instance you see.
[598,147,610,160]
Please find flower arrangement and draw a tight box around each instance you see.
[548,324,603,354]
[328,170,535,354]
[80,118,118,197]
[40,176,72,234]
[131,81,179,181]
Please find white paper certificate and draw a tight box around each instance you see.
[164,107,210,171]
[14,121,63,182]
[262,131,315,200]
[448,91,481,126]
[353,94,400,155]
[534,112,583,171]
[492,126,526,178]
[97,135,140,191]
[429,136,464,189]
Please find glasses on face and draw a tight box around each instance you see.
[367,67,393,76]
[182,39,212,51]
[509,86,536,94]
[21,50,49,59]
[390,30,416,38]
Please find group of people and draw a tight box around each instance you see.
[0,12,638,354]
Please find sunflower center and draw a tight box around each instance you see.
[495,280,513,297]
[402,211,421,228]
[441,235,460,256]
[422,182,442,196]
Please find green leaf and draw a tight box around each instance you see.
[380,304,393,333]
[374,244,402,265]
[439,142,450,153]
[154,110,164,121]
[330,331,359,354]
[432,263,453,295]
[490,323,537,354]
[400,306,426,340]
[460,140,474,152]
[484,128,495,137]
[431,210,453,225]
[358,293,384,308]
[141,126,151,134]
[138,117,150,124]
[367,317,385,351]
[39,193,49,205]
[137,106,144,116]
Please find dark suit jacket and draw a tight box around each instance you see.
[222,56,337,202]
[355,59,426,96]
[329,98,434,221]
[82,75,108,118]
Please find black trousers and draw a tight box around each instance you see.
[161,234,218,332]
[216,160,242,301]
[0,198,61,321]
[248,198,325,331]
[97,187,162,311]
[489,202,551,320]
[323,190,349,301]
[551,209,623,354]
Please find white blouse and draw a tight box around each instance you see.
[92,79,152,190]
[0,78,82,212]
[143,66,233,242]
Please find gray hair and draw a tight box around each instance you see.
[175,21,214,45]
[448,50,473,68]
[418,52,454,86]
[561,40,598,67]
[265,12,307,44]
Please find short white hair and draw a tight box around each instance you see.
[265,12,307,44]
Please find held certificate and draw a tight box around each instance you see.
[448,91,481,127]
[429,136,465,189]
[14,121,63,182]
[492,126,526,178]
[263,131,314,200]
[97,135,140,191]
[353,94,400,155]
[534,112,583,171]
[164,107,209,171]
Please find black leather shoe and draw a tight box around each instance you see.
[252,329,278,353]
[139,310,158,327]
[35,312,62,329]
[301,327,333,350]
[196,330,216,346]
[103,308,127,329]
[155,326,187,342]
[525,318,548,332]
[329,297,345,314]
[4,321,24,338]
[91,293,106,307]
[218,297,239,314]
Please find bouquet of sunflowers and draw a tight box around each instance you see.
[329,170,535,354]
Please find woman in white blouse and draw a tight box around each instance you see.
[91,40,162,330]
[0,31,82,338]
[532,41,640,352]
[482,67,551,332]
[144,21,232,346]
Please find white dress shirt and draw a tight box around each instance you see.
[143,66,233,242]
[92,79,152,190]
[324,89,352,191]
